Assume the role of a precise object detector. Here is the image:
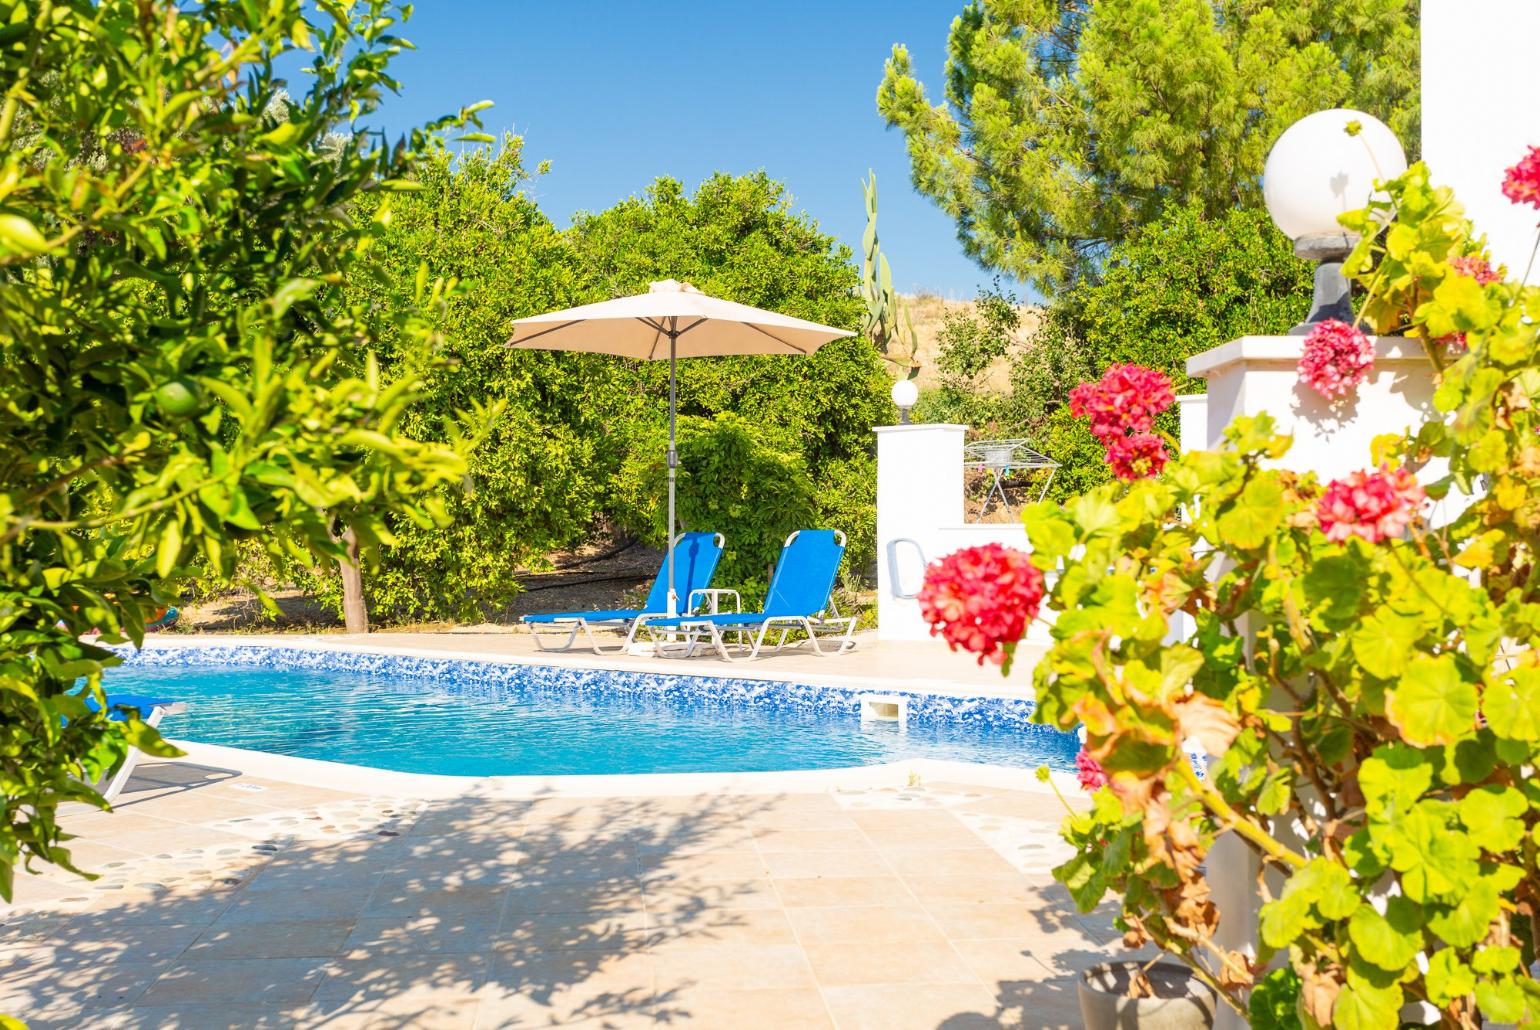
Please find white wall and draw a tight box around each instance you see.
[1423,0,1540,276]
[874,424,1050,643]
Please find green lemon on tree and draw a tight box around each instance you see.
[153,378,202,420]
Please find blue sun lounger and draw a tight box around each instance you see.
[523,531,726,655]
[646,529,857,662]
[87,693,187,802]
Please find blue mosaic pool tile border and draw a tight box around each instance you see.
[116,645,1069,740]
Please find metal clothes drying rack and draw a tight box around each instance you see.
[963,439,1059,518]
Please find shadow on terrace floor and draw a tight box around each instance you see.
[2,762,1124,1028]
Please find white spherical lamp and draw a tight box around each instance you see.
[890,377,919,424]
[1263,109,1407,240]
[1262,109,1407,330]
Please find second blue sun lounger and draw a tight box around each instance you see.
[646,529,857,661]
[523,531,725,654]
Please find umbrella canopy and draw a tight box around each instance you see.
[506,280,854,617]
[506,279,851,357]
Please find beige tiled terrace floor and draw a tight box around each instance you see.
[1,760,1136,1029]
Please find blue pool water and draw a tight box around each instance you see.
[103,648,1078,777]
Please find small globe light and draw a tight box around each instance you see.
[890,377,919,423]
[1262,109,1407,242]
[1263,109,1407,331]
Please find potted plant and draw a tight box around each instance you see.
[919,153,1540,1028]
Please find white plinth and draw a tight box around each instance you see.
[1187,334,1437,481]
[875,424,965,642]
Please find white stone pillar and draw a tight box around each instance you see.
[874,424,965,641]
[1188,335,1437,480]
[1188,336,1439,1030]
[1422,0,1540,277]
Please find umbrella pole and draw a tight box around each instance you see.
[666,328,678,617]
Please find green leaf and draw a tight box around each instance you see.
[1424,949,1475,1006]
[1216,474,1285,549]
[1426,877,1500,947]
[1248,967,1305,1030]
[1482,668,1540,741]
[1385,654,1478,746]
[155,517,181,580]
[1457,786,1527,853]
[1332,977,1403,1030]
[1260,890,1312,949]
[1471,945,1521,975]
[1350,609,1421,679]
[1475,978,1528,1022]
[0,213,49,255]
[1347,898,1423,972]
[1357,745,1432,821]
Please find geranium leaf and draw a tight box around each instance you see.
[1216,474,1285,550]
[1386,654,1478,746]
[1482,668,1540,741]
[1347,898,1423,971]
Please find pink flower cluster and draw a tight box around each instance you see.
[917,543,1045,666]
[1502,145,1540,210]
[1068,364,1175,480]
[1316,466,1427,544]
[1448,255,1503,285]
[1299,319,1374,399]
[1076,748,1108,792]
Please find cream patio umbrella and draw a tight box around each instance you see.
[506,280,853,616]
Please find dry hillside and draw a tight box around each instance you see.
[900,293,1043,392]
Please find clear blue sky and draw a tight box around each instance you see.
[364,0,1009,300]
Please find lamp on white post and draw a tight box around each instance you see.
[1262,108,1408,332]
[890,377,919,424]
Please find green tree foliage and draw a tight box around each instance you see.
[564,173,890,579]
[877,0,1420,291]
[923,204,1312,499]
[0,0,486,892]
[283,170,888,621]
[332,140,635,622]
[616,415,819,600]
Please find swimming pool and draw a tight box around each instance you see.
[105,647,1079,777]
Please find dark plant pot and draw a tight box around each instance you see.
[1077,961,1218,1030]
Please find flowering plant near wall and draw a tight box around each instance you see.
[922,159,1540,1028]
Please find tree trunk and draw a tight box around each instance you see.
[338,528,369,634]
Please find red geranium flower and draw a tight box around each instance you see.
[1316,466,1426,544]
[1299,319,1373,399]
[1448,254,1503,285]
[917,543,1045,666]
[1105,433,1169,481]
[1069,364,1175,442]
[1502,145,1540,210]
[1076,748,1108,792]
[1069,364,1175,480]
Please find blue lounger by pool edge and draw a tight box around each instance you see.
[523,531,725,655]
[87,693,187,802]
[646,529,856,662]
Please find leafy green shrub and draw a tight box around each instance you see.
[920,204,1312,493]
[989,166,1540,1027]
[336,140,628,622]
[616,415,818,604]
[1038,202,1314,396]
[565,173,890,475]
[272,170,890,622]
[0,0,485,891]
